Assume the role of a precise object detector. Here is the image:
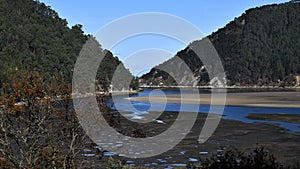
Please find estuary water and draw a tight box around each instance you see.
[110,88,300,133]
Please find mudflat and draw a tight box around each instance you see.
[87,111,300,168]
[126,91,300,108]
[247,113,300,124]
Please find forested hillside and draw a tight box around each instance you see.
[0,0,134,91]
[141,1,300,87]
[0,2,136,166]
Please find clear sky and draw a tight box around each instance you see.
[40,0,289,76]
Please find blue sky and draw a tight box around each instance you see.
[40,0,288,76]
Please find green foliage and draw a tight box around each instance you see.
[209,2,300,86]
[0,0,86,84]
[142,2,300,87]
[130,77,140,90]
[96,49,136,91]
[0,0,137,91]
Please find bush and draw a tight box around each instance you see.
[188,147,284,169]
[106,156,149,169]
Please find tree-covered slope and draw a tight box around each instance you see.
[0,0,135,91]
[141,1,300,87]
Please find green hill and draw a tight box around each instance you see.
[0,0,135,91]
[141,1,300,87]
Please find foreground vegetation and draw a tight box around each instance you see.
[0,72,86,168]
[106,147,300,169]
[187,147,300,169]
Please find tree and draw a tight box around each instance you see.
[0,72,86,168]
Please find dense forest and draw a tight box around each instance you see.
[0,0,136,91]
[141,1,300,87]
[0,0,136,168]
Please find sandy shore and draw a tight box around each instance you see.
[126,92,300,108]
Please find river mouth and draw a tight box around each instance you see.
[110,88,300,133]
[82,88,300,168]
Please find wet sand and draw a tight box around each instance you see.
[247,113,300,124]
[126,92,300,108]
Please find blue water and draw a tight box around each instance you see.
[110,89,300,133]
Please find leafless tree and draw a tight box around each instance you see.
[0,72,86,168]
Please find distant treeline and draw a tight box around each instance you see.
[141,2,300,87]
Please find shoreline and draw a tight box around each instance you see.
[126,91,300,108]
[139,85,300,89]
